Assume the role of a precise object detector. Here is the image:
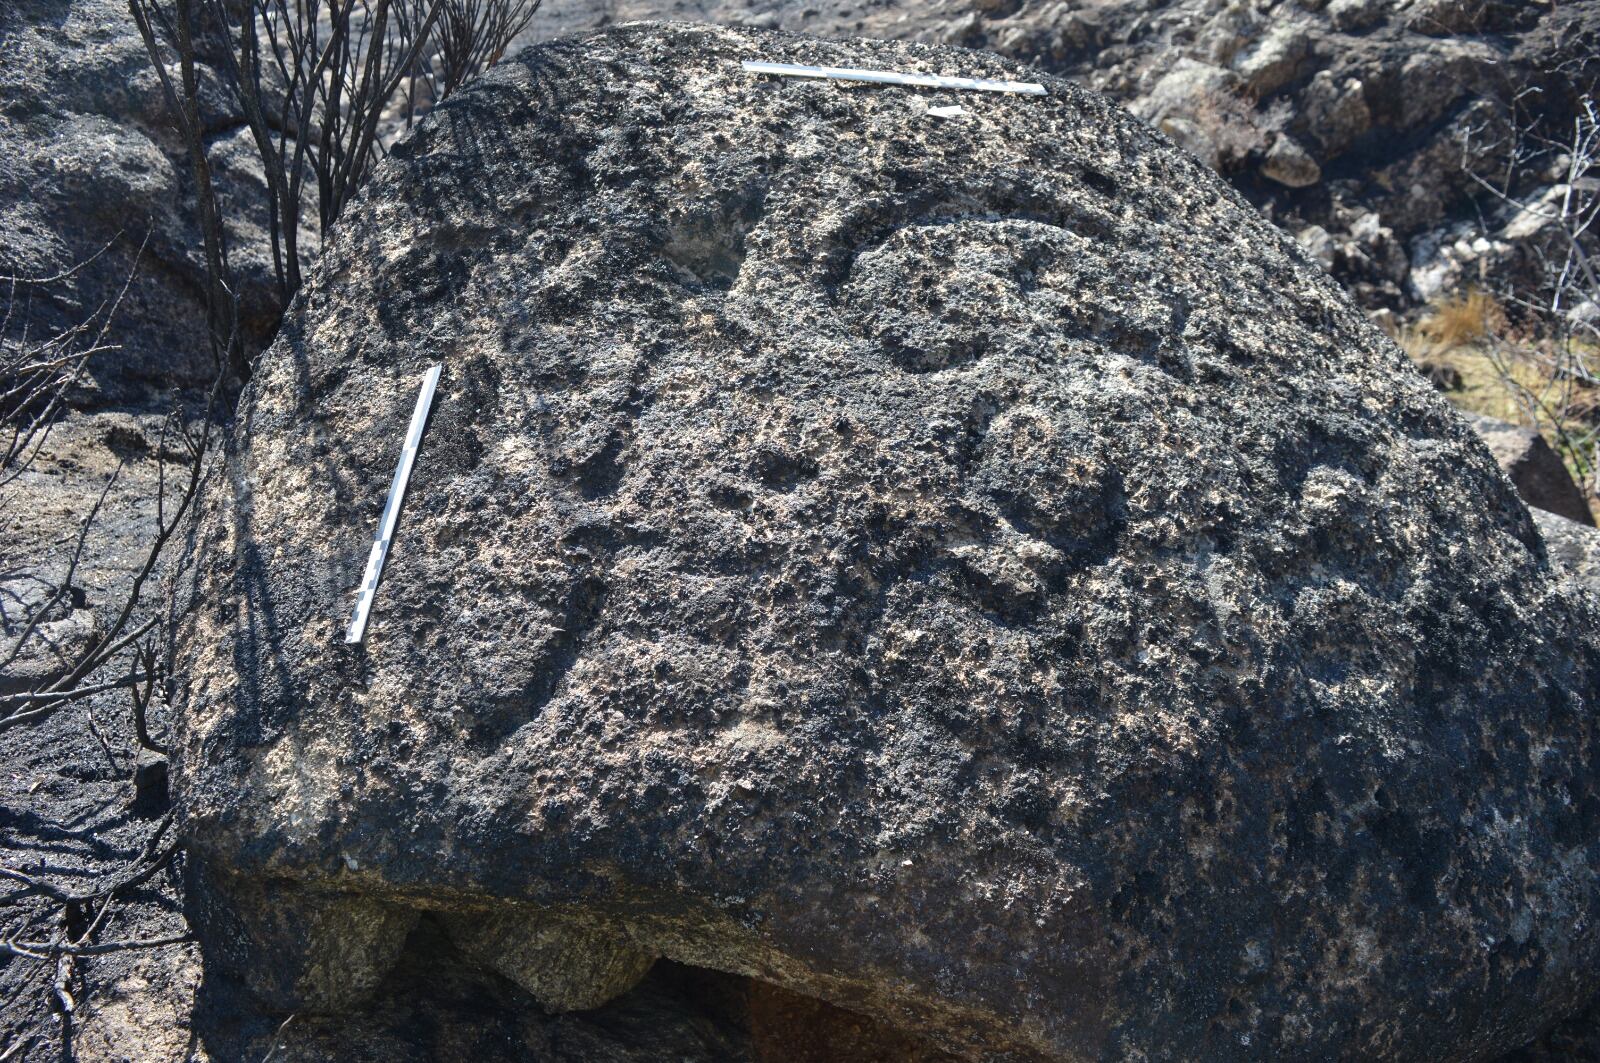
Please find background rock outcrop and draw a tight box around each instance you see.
[177,22,1600,1062]
[1466,411,1597,526]
[0,0,286,401]
[1534,509,1600,594]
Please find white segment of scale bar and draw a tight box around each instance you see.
[346,364,442,645]
[742,60,1046,96]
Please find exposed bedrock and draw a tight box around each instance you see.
[175,22,1600,1062]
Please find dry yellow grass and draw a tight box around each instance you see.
[1400,290,1599,509]
[1404,289,1504,355]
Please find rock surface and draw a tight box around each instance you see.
[529,0,1600,311]
[1466,412,1597,527]
[176,22,1600,1062]
[0,380,917,1063]
[1534,509,1600,593]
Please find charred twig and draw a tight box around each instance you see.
[211,0,445,301]
[0,621,158,732]
[130,638,169,756]
[0,674,152,708]
[1458,93,1600,497]
[84,701,122,774]
[423,0,539,104]
[0,378,222,735]
[0,868,76,905]
[5,892,162,1060]
[0,462,120,679]
[0,812,177,906]
[1,934,193,959]
[0,235,146,489]
[259,1014,298,1063]
[188,0,528,305]
[127,0,245,383]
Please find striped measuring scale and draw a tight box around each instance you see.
[346,364,442,644]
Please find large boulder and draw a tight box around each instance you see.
[176,22,1600,1062]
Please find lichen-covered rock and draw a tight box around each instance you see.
[176,22,1600,1061]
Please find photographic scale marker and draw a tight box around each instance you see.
[346,364,442,645]
[741,60,1046,96]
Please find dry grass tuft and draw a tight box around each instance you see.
[1400,292,1599,509]
[1407,289,1505,355]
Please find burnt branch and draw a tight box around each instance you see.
[0,236,145,489]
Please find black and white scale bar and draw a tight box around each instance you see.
[346,364,442,645]
[741,60,1046,96]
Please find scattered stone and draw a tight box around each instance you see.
[1464,412,1597,526]
[1368,307,1400,334]
[1327,0,1388,31]
[1407,218,1525,305]
[0,576,100,697]
[177,23,1600,1062]
[131,752,170,818]
[1501,183,1571,243]
[1405,0,1492,35]
[1570,298,1600,332]
[1532,509,1600,593]
[1413,358,1463,391]
[185,861,419,1015]
[1297,223,1337,269]
[1134,57,1241,126]
[1300,70,1372,155]
[1261,132,1322,186]
[1233,21,1312,95]
[1158,114,1221,170]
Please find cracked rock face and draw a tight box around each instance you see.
[176,23,1600,1061]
